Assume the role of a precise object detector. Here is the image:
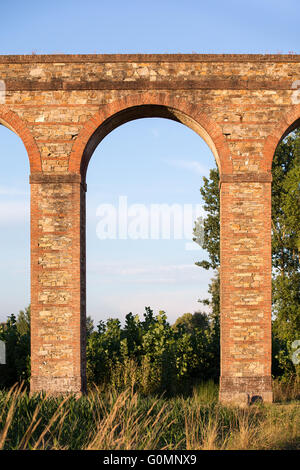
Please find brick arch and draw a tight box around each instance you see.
[69,92,231,179]
[0,105,41,172]
[263,103,300,172]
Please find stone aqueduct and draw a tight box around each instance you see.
[1,54,300,404]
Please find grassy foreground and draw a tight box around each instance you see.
[0,380,299,450]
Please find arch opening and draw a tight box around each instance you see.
[0,123,30,324]
[84,114,218,327]
[74,102,225,181]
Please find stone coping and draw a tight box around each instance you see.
[0,53,299,63]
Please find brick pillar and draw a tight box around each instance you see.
[30,173,86,394]
[219,173,273,405]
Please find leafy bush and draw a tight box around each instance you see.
[0,308,30,388]
[86,307,219,395]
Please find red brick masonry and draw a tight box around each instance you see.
[1,54,300,404]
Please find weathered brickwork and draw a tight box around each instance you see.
[1,54,300,403]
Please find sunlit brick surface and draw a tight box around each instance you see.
[1,54,300,403]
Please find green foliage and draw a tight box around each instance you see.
[173,311,210,334]
[271,129,300,379]
[192,166,221,380]
[271,129,300,272]
[86,315,94,338]
[86,307,219,395]
[194,129,300,381]
[0,307,31,388]
[194,167,220,270]
[86,317,122,386]
[0,304,219,395]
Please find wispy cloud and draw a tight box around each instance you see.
[150,128,160,138]
[87,261,213,285]
[0,201,29,225]
[165,159,210,176]
[87,286,211,325]
[89,262,196,275]
[0,186,28,196]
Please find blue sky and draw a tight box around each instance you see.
[0,0,299,325]
[0,0,299,55]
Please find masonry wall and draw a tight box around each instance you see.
[219,176,272,403]
[0,54,300,403]
[30,174,84,393]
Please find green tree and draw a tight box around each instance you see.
[193,166,220,381]
[193,129,300,380]
[0,310,31,388]
[271,129,300,274]
[122,312,143,358]
[271,129,300,378]
[173,311,210,334]
[194,167,220,271]
[16,305,30,336]
[86,315,94,338]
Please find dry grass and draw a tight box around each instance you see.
[86,389,174,450]
[184,403,300,450]
[273,377,300,403]
[185,409,221,450]
[0,381,299,450]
